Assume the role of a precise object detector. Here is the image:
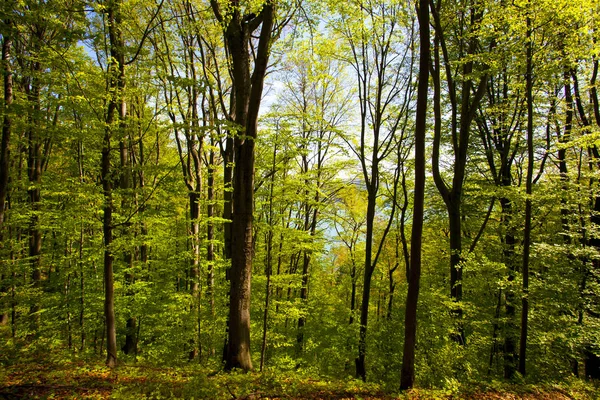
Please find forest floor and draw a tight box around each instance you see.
[0,360,598,400]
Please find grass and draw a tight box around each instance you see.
[1,359,599,399]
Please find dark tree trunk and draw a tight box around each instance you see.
[571,59,600,380]
[102,0,126,368]
[430,0,487,346]
[189,190,201,360]
[0,20,13,326]
[260,144,277,371]
[210,0,275,371]
[0,21,12,232]
[518,12,534,377]
[207,147,215,318]
[121,133,137,357]
[356,192,376,381]
[501,197,518,379]
[400,0,428,388]
[79,220,85,351]
[26,49,43,330]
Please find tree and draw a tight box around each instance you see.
[430,0,488,344]
[400,0,428,387]
[209,0,279,371]
[330,0,415,380]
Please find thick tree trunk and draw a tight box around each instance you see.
[211,0,275,371]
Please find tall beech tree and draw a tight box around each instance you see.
[0,6,13,327]
[400,0,428,387]
[209,0,277,371]
[430,0,487,344]
[475,44,523,380]
[330,1,413,380]
[101,0,126,367]
[156,0,207,360]
[330,0,416,380]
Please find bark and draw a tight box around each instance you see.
[296,146,321,353]
[351,2,409,380]
[572,61,600,379]
[79,220,85,351]
[26,34,44,329]
[210,0,275,371]
[260,144,277,371]
[431,0,486,344]
[476,62,521,378]
[207,147,215,318]
[0,20,13,325]
[356,190,377,381]
[518,12,534,376]
[121,115,136,358]
[189,190,201,360]
[102,0,126,367]
[0,21,12,232]
[400,0,428,387]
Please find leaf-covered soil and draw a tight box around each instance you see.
[0,361,597,399]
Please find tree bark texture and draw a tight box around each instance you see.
[400,0,428,388]
[102,0,126,367]
[210,0,275,371]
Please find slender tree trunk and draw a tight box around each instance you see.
[518,11,534,376]
[400,0,428,387]
[207,147,215,318]
[350,258,357,325]
[297,170,319,353]
[0,20,13,326]
[431,0,486,346]
[27,57,43,331]
[448,201,465,344]
[260,144,277,371]
[206,146,216,357]
[79,220,85,352]
[121,130,137,356]
[0,21,12,232]
[102,0,126,367]
[356,191,376,381]
[501,197,518,378]
[189,191,201,360]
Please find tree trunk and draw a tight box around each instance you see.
[189,191,201,360]
[27,54,43,331]
[210,0,275,371]
[260,144,277,371]
[356,191,376,381]
[400,0,428,387]
[518,11,534,376]
[0,20,12,232]
[0,19,13,326]
[102,0,126,367]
